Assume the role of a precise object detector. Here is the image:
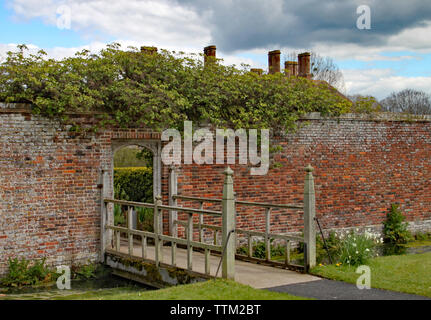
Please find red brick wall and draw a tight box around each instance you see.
[0,104,160,275]
[1,104,431,275]
[164,115,431,240]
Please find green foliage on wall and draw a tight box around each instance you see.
[0,44,352,134]
[113,167,153,203]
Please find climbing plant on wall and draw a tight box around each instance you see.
[0,43,352,134]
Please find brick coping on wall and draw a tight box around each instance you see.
[2,102,431,123]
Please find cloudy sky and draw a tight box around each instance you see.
[1,0,431,99]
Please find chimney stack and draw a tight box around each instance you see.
[204,45,217,66]
[141,46,158,55]
[298,52,311,78]
[284,61,298,76]
[268,50,281,74]
[250,68,264,75]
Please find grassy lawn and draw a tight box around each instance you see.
[311,251,431,298]
[49,279,309,300]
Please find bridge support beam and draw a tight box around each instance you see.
[222,167,236,280]
[304,165,316,270]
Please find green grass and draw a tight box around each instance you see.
[311,252,431,297]
[51,279,309,300]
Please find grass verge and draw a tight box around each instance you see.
[49,279,309,300]
[311,252,431,298]
[52,279,309,300]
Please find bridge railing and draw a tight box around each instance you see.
[170,165,316,271]
[101,167,236,279]
[173,195,306,269]
[101,165,316,280]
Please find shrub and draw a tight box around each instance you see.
[0,44,351,135]
[114,167,153,203]
[0,258,57,287]
[383,204,411,244]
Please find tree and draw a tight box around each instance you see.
[285,52,345,91]
[348,94,382,114]
[380,89,431,115]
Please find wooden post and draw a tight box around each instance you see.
[187,212,193,270]
[128,206,134,256]
[100,169,110,262]
[248,234,253,258]
[265,208,271,261]
[142,236,147,259]
[154,196,162,267]
[168,166,178,237]
[205,249,210,275]
[222,167,235,280]
[198,201,204,242]
[304,164,316,270]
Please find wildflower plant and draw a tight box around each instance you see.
[337,229,382,266]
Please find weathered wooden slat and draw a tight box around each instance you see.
[285,240,291,265]
[173,194,222,203]
[154,197,162,266]
[171,242,176,266]
[116,231,120,252]
[158,234,221,251]
[104,198,155,209]
[265,207,271,261]
[106,225,155,238]
[128,207,133,256]
[187,213,193,271]
[234,228,303,243]
[142,236,147,259]
[173,194,303,209]
[205,249,210,275]
[159,204,222,216]
[198,202,204,242]
[248,234,253,258]
[176,220,222,231]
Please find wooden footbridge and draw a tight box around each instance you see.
[100,166,318,288]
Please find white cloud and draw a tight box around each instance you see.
[8,0,211,50]
[343,68,431,99]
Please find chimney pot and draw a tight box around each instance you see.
[284,61,298,76]
[268,50,281,74]
[250,68,264,75]
[141,46,158,55]
[204,45,217,65]
[298,52,311,78]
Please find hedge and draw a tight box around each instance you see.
[113,167,153,203]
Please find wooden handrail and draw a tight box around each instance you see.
[103,198,222,216]
[173,194,303,209]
